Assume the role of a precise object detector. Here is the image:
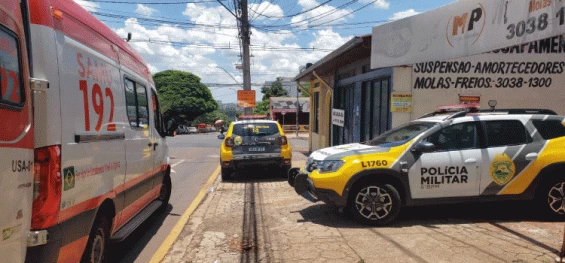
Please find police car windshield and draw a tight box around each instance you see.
[232,123,279,136]
[366,122,436,147]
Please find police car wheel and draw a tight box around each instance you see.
[542,180,565,217]
[349,183,401,226]
[221,167,233,181]
[82,216,110,263]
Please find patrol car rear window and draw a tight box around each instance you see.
[532,120,565,140]
[232,123,279,136]
[484,120,531,147]
[366,122,435,147]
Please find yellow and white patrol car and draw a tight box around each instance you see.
[220,119,292,180]
[290,107,565,225]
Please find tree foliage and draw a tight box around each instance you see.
[261,77,288,100]
[193,110,231,126]
[153,70,218,127]
[253,100,270,115]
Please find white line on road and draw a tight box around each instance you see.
[171,160,184,173]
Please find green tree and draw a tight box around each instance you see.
[153,70,218,127]
[261,77,288,100]
[193,110,231,126]
[253,100,270,115]
[299,82,310,97]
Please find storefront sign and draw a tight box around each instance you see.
[237,90,256,108]
[371,0,565,69]
[410,34,565,115]
[391,93,412,112]
[332,109,345,127]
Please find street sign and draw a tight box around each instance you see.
[237,90,256,108]
[281,111,286,115]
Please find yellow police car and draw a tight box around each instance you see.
[290,106,565,225]
[220,119,292,181]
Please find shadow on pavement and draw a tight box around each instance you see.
[108,204,173,263]
[224,167,288,183]
[297,200,563,229]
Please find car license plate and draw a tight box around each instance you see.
[249,146,265,152]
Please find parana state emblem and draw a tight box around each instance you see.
[490,153,516,186]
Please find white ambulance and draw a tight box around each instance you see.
[1,1,173,262]
[0,1,34,262]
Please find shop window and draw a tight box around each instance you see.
[0,26,24,108]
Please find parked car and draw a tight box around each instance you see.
[187,127,198,134]
[219,120,292,181]
[290,105,565,226]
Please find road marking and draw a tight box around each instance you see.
[170,160,184,174]
[149,165,220,263]
[171,160,184,167]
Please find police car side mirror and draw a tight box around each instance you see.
[218,134,225,140]
[412,142,436,153]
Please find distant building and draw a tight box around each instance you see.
[269,97,309,132]
[264,77,299,97]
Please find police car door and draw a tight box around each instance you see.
[0,1,33,261]
[409,121,482,198]
[478,119,538,196]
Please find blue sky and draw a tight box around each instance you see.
[74,0,455,103]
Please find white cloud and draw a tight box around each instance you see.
[136,4,157,16]
[110,3,351,103]
[73,0,99,12]
[249,2,284,20]
[309,29,351,51]
[389,9,420,21]
[360,0,390,9]
[291,0,353,29]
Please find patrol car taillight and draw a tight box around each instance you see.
[32,145,62,229]
[279,135,288,145]
[225,137,234,147]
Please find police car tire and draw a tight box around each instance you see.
[221,167,233,181]
[348,183,401,226]
[81,216,110,263]
[537,177,565,219]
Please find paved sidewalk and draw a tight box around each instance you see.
[161,137,565,263]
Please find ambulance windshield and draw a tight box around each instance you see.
[366,122,435,147]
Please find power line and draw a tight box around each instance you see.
[249,0,335,20]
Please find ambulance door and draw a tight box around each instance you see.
[123,77,153,216]
[149,88,168,181]
[0,1,33,262]
[409,121,482,198]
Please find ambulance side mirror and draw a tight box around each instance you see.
[412,141,436,153]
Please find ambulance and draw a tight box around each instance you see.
[1,1,172,262]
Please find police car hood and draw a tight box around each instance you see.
[310,143,390,161]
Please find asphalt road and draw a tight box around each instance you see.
[110,132,223,263]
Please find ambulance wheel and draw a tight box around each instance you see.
[158,176,172,212]
[221,167,233,181]
[81,216,110,263]
[537,177,565,219]
[348,183,401,226]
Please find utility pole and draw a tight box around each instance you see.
[239,0,252,115]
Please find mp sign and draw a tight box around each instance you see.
[371,0,565,69]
